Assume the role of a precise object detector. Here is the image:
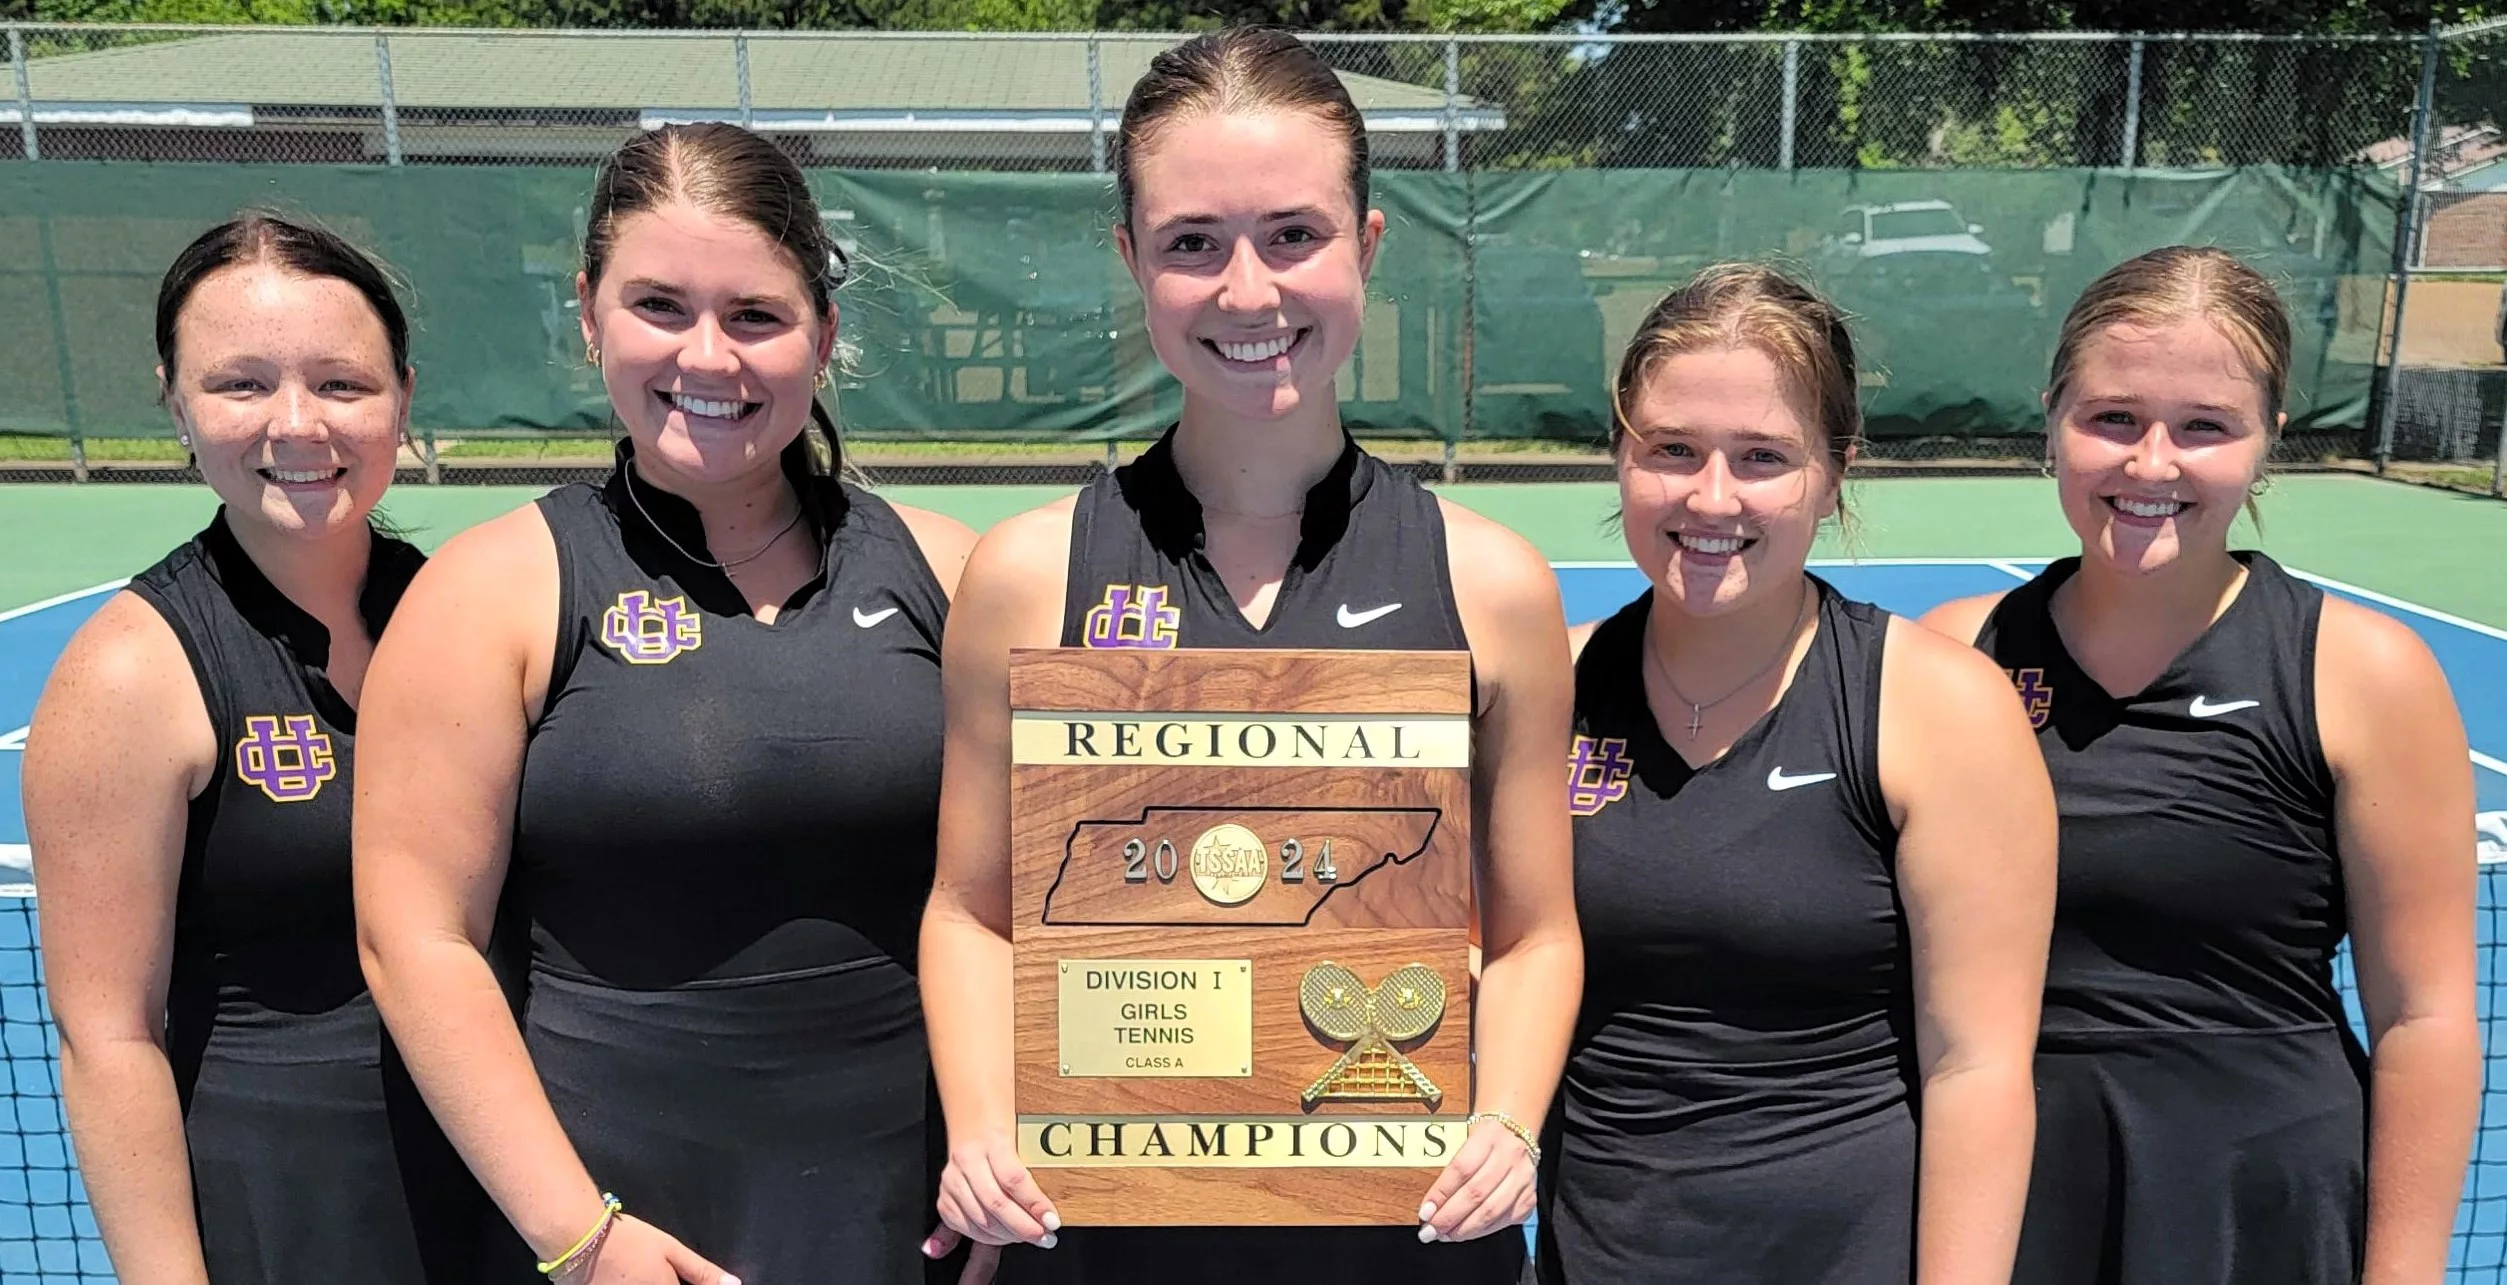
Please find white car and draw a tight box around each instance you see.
[1827,200,1993,261]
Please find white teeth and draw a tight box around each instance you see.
[267,468,336,484]
[2115,497,2185,519]
[1216,335,1294,364]
[1678,533,1747,555]
[672,394,748,420]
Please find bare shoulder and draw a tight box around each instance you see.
[1883,613,2026,721]
[2314,593,2458,771]
[2316,593,2447,698]
[375,501,558,695]
[37,589,206,733]
[28,589,214,793]
[954,494,1079,643]
[887,501,980,600]
[1436,496,1561,616]
[1912,590,2008,648]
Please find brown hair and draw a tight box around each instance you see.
[157,211,410,393]
[1612,262,1863,486]
[581,122,851,476]
[2046,245,2291,428]
[1114,26,1369,233]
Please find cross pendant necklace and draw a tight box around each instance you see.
[1645,583,1816,741]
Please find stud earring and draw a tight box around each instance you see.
[814,368,830,391]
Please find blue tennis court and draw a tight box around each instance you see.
[1,558,2502,1280]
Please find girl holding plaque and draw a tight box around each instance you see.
[920,24,1582,1285]
[1923,248,2478,1285]
[1539,264,2058,1283]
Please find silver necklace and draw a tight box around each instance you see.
[625,462,805,572]
[1645,582,1815,740]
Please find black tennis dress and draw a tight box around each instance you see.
[995,428,1527,1285]
[1535,581,1915,1285]
[127,510,489,1284]
[502,441,956,1283]
[1979,552,2367,1285]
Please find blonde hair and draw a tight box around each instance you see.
[2047,245,2291,428]
[1613,262,1862,480]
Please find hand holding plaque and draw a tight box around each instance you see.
[1007,649,1476,1227]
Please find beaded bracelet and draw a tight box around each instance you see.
[538,1193,623,1277]
[1467,1110,1541,1167]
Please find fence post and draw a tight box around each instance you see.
[1779,39,1799,170]
[2494,396,2506,496]
[2374,21,2443,474]
[10,25,38,162]
[735,32,753,128]
[374,33,402,167]
[2120,38,2143,168]
[1443,38,1461,174]
[1087,37,1107,174]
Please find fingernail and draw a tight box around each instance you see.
[1039,1233,1059,1250]
[1043,1212,1062,1232]
[1418,1201,1437,1221]
[722,1277,742,1285]
[1417,1223,1438,1243]
[923,1237,940,1257]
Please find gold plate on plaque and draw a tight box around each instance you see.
[1058,959,1253,1078]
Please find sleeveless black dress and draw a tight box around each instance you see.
[1978,552,2366,1285]
[995,428,1526,1285]
[125,510,491,1284]
[1536,580,1915,1284]
[498,441,959,1283]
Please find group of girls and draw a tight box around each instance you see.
[21,21,2479,1285]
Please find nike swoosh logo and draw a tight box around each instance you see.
[1766,768,1838,791]
[852,605,900,628]
[2188,697,2259,718]
[1337,602,1403,628]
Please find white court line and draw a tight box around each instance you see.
[2476,750,2507,778]
[1987,561,2038,581]
[2287,570,2507,645]
[0,725,24,752]
[0,579,127,625]
[0,842,27,896]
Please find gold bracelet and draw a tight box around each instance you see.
[538,1193,622,1277]
[1467,1110,1540,1166]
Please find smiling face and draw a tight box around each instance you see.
[578,199,833,490]
[1114,109,1382,425]
[2049,316,2278,577]
[1617,344,1841,619]
[164,260,408,540]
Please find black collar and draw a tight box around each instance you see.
[1120,425,1371,572]
[198,508,421,671]
[599,436,842,569]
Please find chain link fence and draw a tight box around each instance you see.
[0,23,2496,491]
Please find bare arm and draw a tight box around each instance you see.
[1912,592,2007,648]
[893,503,980,601]
[354,510,732,1284]
[23,595,216,1285]
[1419,502,1584,1243]
[1878,617,2057,1285]
[2318,599,2479,1285]
[923,502,1072,1252]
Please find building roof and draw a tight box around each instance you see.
[16,31,1503,132]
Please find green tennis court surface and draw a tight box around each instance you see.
[1,475,2501,1280]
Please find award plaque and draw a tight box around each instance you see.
[1008,648,1475,1226]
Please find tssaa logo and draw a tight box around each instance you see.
[602,590,703,665]
[1083,584,1180,650]
[235,714,336,804]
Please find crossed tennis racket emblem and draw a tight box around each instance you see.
[1298,961,1447,1106]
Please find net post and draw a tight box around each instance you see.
[1780,39,1799,170]
[1443,38,1461,173]
[1087,37,1107,174]
[2120,37,2143,168]
[2375,20,2443,475]
[374,32,402,167]
[736,32,753,129]
[9,25,35,162]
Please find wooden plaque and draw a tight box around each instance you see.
[1009,648,1474,1226]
